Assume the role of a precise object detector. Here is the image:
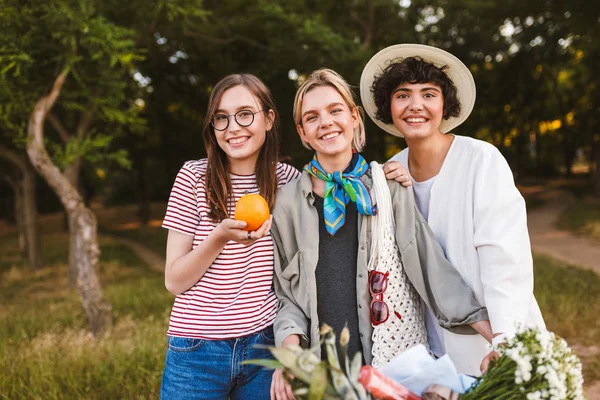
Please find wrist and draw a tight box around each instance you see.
[282,334,300,348]
[210,224,229,245]
[492,333,508,350]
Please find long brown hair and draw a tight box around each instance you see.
[202,74,279,222]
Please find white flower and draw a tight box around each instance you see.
[537,365,547,374]
[527,391,542,400]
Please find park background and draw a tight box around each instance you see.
[1,0,599,398]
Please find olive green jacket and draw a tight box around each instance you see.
[271,169,488,365]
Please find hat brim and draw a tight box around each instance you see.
[360,44,476,138]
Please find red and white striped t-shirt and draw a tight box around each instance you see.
[162,159,300,339]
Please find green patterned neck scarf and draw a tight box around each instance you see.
[304,153,376,235]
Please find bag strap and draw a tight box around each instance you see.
[367,162,396,272]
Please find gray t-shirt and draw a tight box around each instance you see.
[313,194,363,362]
[412,174,446,358]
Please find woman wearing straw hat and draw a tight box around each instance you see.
[360,44,546,376]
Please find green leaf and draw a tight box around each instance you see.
[1,61,16,75]
[308,362,328,400]
[348,352,362,384]
[349,352,369,399]
[330,368,358,400]
[269,347,312,383]
[297,348,320,375]
[323,326,341,370]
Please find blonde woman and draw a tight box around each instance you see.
[270,69,493,400]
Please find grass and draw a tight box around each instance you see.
[533,253,600,384]
[557,196,600,243]
[0,232,173,399]
[541,177,600,243]
[1,216,600,397]
[0,315,169,399]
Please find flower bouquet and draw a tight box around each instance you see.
[462,328,584,400]
[247,325,584,400]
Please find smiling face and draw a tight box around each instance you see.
[390,82,445,141]
[297,85,359,161]
[213,85,274,169]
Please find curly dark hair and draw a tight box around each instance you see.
[371,57,461,125]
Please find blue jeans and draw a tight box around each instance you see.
[160,326,276,400]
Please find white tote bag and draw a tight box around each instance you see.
[368,162,429,368]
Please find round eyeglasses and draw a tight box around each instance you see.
[210,109,265,131]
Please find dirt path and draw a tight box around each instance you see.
[528,189,600,274]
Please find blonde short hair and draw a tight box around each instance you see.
[293,68,366,152]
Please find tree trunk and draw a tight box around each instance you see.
[21,163,41,269]
[14,179,26,257]
[49,111,79,285]
[0,145,42,270]
[68,205,112,335]
[22,164,42,269]
[4,175,27,258]
[26,69,112,336]
[65,159,82,286]
[68,224,77,286]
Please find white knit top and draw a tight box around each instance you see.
[368,163,428,368]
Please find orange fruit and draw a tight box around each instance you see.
[234,193,270,231]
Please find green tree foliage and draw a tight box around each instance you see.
[0,0,146,175]
[0,0,160,335]
[3,0,600,213]
[392,0,599,181]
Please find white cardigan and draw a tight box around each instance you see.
[391,135,545,375]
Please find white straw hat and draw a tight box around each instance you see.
[360,43,476,137]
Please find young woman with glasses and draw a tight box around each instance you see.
[159,74,301,399]
[269,69,494,400]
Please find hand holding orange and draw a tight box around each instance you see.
[234,194,270,231]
